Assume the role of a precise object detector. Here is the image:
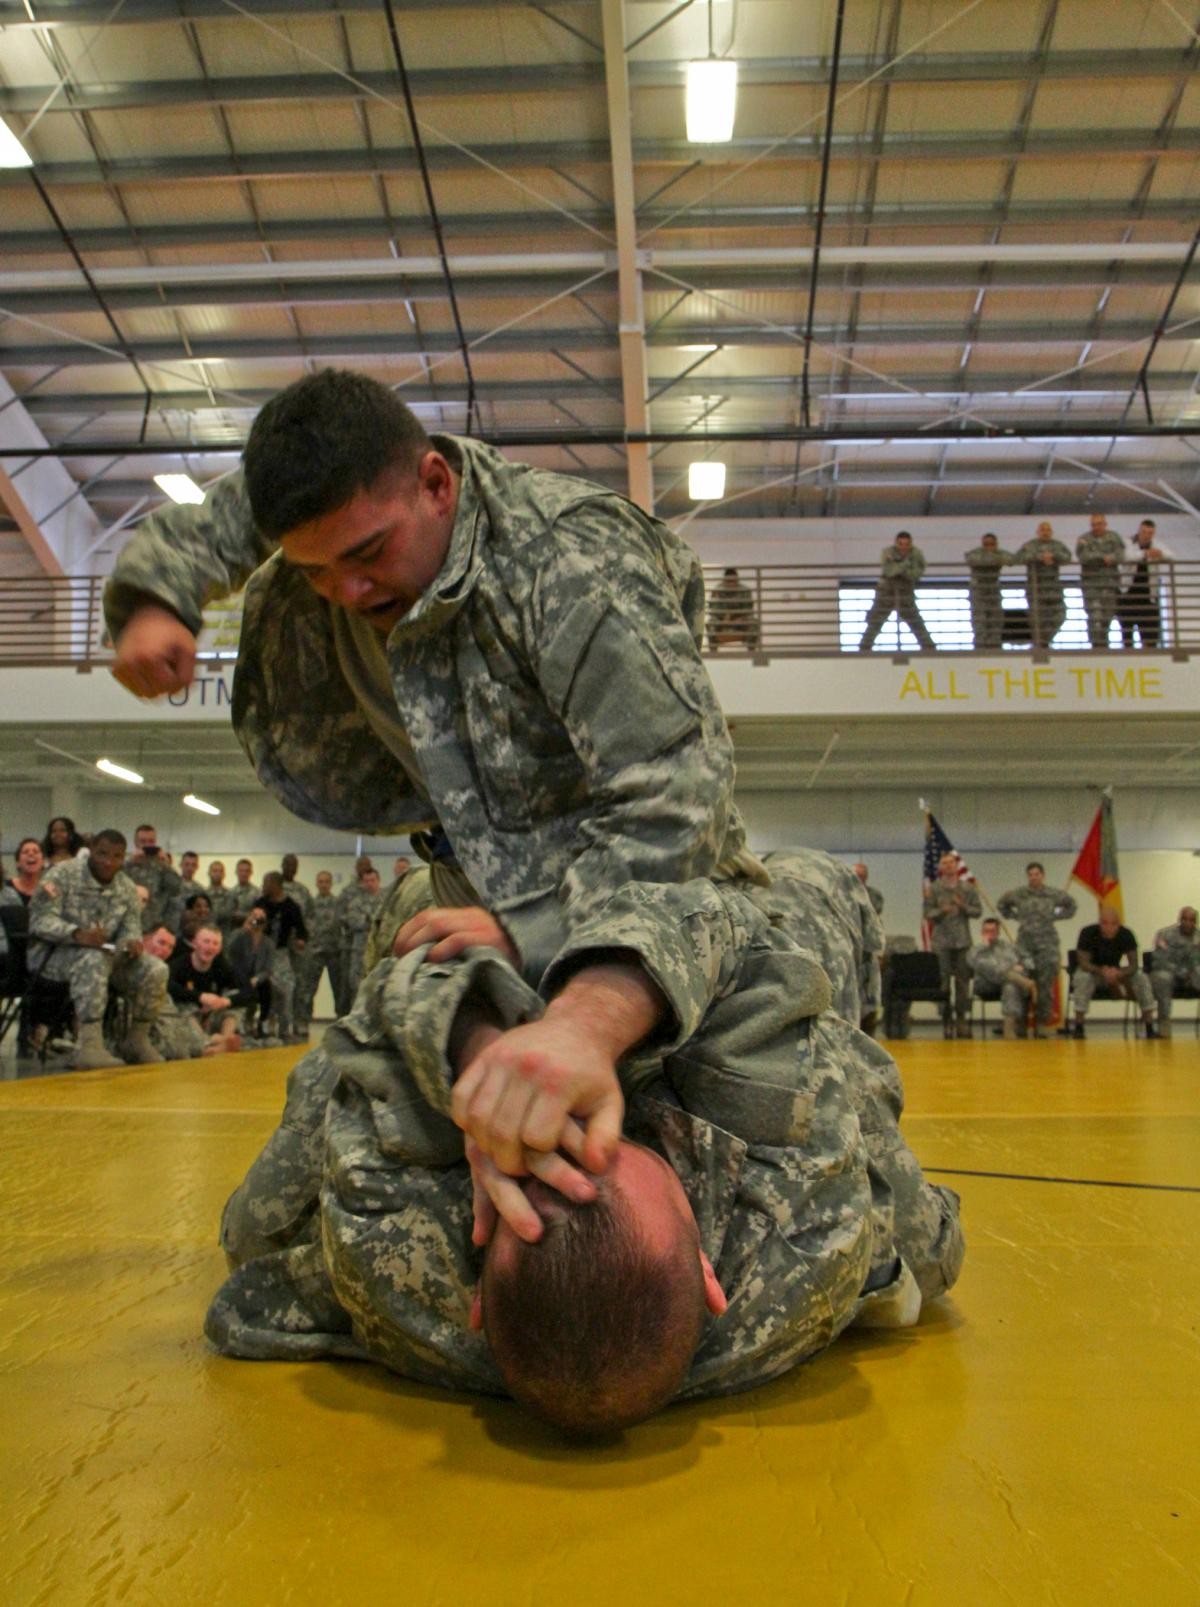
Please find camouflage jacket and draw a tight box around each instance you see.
[1015,539,1071,591]
[338,881,384,947]
[207,882,238,931]
[1151,923,1200,985]
[996,884,1077,954]
[967,938,1025,988]
[307,892,341,952]
[865,883,884,917]
[965,546,1017,584]
[29,856,143,955]
[227,882,261,925]
[878,545,926,584]
[1076,530,1125,576]
[207,877,963,1400]
[105,436,757,982]
[124,854,183,933]
[922,879,983,951]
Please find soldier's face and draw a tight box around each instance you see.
[145,927,176,961]
[209,862,225,885]
[279,453,458,634]
[1036,523,1052,541]
[982,536,998,550]
[1179,908,1196,936]
[181,854,199,879]
[982,925,999,945]
[282,855,298,879]
[895,536,912,554]
[135,828,157,853]
[362,871,381,894]
[1090,514,1107,535]
[1026,866,1044,889]
[316,873,333,894]
[89,840,126,883]
[237,862,252,884]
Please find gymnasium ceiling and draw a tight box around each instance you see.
[0,0,1199,574]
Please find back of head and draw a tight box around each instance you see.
[483,1190,705,1439]
[243,369,431,539]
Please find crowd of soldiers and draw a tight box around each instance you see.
[861,855,1197,1041]
[1,817,410,1067]
[856,516,1174,652]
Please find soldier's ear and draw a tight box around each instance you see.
[700,1251,727,1316]
[469,1284,484,1331]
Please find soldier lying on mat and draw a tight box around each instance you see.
[206,875,963,1438]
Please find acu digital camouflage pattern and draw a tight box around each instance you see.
[967,937,1034,1019]
[1015,537,1072,646]
[207,876,963,1403]
[858,543,935,651]
[296,889,342,1030]
[29,857,168,1023]
[337,880,384,1010]
[124,854,183,933]
[104,434,762,983]
[1075,527,1126,647]
[1150,922,1200,1021]
[996,882,1077,1024]
[964,544,1017,650]
[922,879,982,952]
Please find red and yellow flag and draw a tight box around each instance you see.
[1070,791,1122,917]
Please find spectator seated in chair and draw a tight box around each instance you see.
[1069,904,1159,1039]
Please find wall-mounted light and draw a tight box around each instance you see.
[96,758,144,785]
[688,461,727,500]
[183,794,220,816]
[153,473,205,505]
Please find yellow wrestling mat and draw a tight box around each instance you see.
[2,1038,1197,1606]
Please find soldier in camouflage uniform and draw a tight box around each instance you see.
[965,532,1016,651]
[206,862,238,937]
[1149,906,1198,1039]
[296,869,342,1034]
[175,851,205,927]
[996,863,1076,1036]
[339,867,383,1011]
[967,918,1035,1040]
[857,532,935,652]
[1075,513,1124,649]
[28,830,168,1069]
[922,853,983,1038]
[206,876,963,1423]
[227,859,261,931]
[143,925,208,1059]
[124,823,183,935]
[1015,523,1071,648]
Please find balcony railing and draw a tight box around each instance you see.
[0,563,1195,670]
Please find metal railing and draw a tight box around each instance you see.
[0,564,1196,669]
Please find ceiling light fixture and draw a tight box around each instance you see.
[689,461,727,500]
[154,473,205,505]
[686,1,738,144]
[182,793,220,816]
[96,758,145,785]
[0,119,33,168]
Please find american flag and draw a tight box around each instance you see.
[920,804,975,950]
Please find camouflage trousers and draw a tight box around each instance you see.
[935,947,972,1020]
[859,584,935,651]
[997,971,1035,1020]
[37,944,167,1026]
[1071,969,1154,1016]
[970,590,1005,650]
[1082,579,1120,649]
[267,948,296,1037]
[1151,970,1193,1022]
[295,945,341,1032]
[1029,595,1065,648]
[1022,947,1062,1024]
[151,1002,207,1060]
[337,938,369,1016]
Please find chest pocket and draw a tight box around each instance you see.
[459,629,586,831]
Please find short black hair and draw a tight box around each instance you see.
[1139,518,1156,528]
[895,530,912,539]
[135,822,156,836]
[185,892,212,909]
[1026,861,1044,874]
[982,916,999,927]
[483,1189,706,1439]
[92,829,127,850]
[243,369,433,540]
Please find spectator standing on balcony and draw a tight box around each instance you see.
[1150,906,1198,1040]
[126,822,183,934]
[1075,513,1125,649]
[42,816,84,868]
[997,863,1076,1038]
[1069,904,1159,1038]
[857,532,935,652]
[1117,519,1174,649]
[968,918,1035,1040]
[923,851,983,1039]
[964,532,1016,650]
[707,567,759,652]
[1014,522,1071,648]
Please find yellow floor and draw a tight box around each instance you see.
[2,1038,1198,1606]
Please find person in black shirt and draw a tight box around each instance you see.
[1070,904,1159,1038]
[253,872,308,1041]
[225,908,276,1036]
[167,923,255,1033]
